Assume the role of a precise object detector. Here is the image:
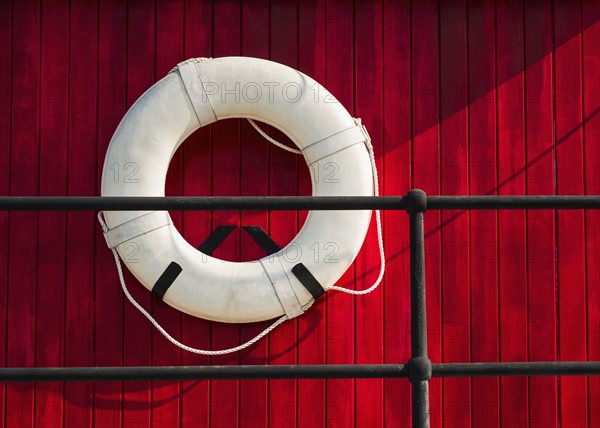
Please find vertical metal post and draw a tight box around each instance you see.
[406,189,432,428]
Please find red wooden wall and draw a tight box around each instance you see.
[0,0,598,427]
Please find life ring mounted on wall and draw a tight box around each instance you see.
[99,57,384,354]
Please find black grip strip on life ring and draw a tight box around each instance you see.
[291,263,325,300]
[197,225,236,255]
[242,226,281,255]
[152,261,183,299]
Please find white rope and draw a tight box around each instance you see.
[318,118,385,295]
[247,119,302,154]
[98,212,287,356]
[99,117,384,354]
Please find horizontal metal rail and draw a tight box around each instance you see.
[433,361,600,377]
[0,362,597,382]
[426,195,600,210]
[0,364,409,382]
[0,195,598,211]
[1,196,406,211]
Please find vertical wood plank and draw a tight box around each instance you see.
[123,1,155,426]
[180,1,213,426]
[35,0,69,426]
[95,1,127,426]
[467,1,499,427]
[325,1,356,426]
[417,1,445,425]
[523,2,558,426]
[582,3,600,427]
[5,0,40,426]
[238,2,270,427]
[440,1,471,426]
[210,2,241,427]
[354,1,384,426]
[153,1,184,427]
[268,1,300,426]
[298,0,327,426]
[64,1,98,426]
[424,12,445,423]
[0,0,11,421]
[496,2,528,427]
[382,0,412,426]
[554,1,588,426]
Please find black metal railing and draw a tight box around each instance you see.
[1,191,599,428]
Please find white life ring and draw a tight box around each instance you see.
[100,57,374,324]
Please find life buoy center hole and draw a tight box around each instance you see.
[165,119,312,262]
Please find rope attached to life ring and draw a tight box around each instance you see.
[248,118,385,295]
[99,117,385,355]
